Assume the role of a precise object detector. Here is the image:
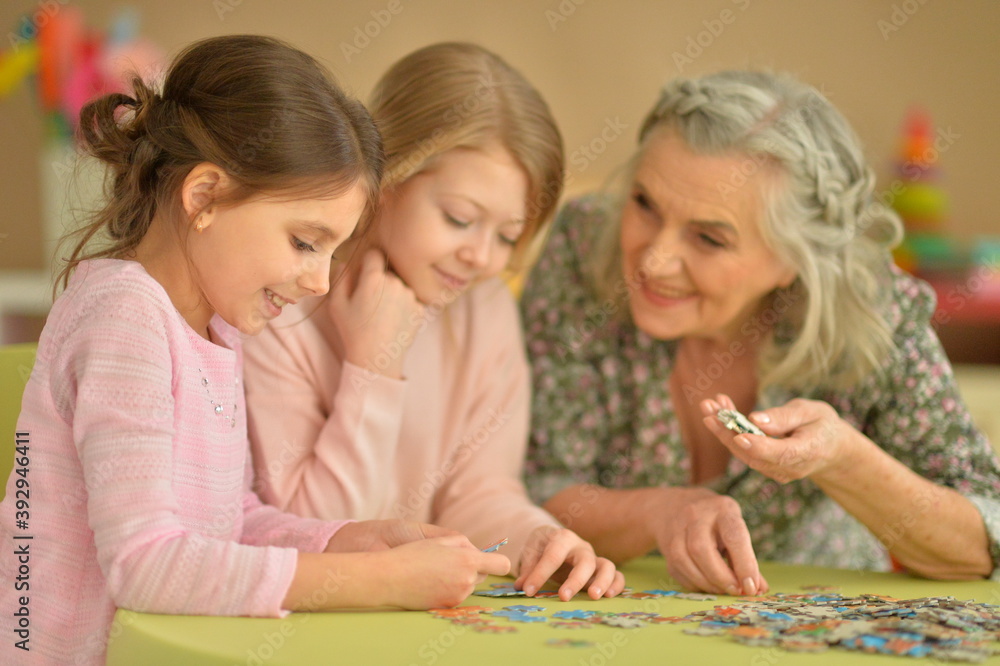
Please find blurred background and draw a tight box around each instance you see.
[0,0,997,436]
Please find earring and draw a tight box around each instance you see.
[195,216,204,233]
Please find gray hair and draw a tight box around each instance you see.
[589,70,903,392]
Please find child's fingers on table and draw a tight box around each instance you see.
[519,532,576,594]
[554,553,598,601]
[513,545,543,590]
[606,568,626,597]
[518,555,561,597]
[582,557,620,600]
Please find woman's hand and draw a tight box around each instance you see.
[651,487,768,596]
[329,249,423,379]
[514,526,626,601]
[700,394,859,484]
[325,519,462,553]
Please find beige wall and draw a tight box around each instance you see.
[1,0,998,271]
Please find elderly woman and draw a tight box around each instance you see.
[521,70,1000,596]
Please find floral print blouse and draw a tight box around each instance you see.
[521,195,1000,574]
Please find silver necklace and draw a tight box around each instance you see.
[198,368,239,429]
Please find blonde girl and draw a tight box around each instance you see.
[245,42,624,600]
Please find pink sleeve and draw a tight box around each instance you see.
[431,285,561,575]
[240,456,351,550]
[244,319,409,519]
[64,283,300,618]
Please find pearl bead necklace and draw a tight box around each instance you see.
[198,369,239,429]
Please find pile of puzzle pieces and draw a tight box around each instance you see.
[685,591,1000,662]
[424,585,1000,661]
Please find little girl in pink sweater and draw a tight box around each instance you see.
[0,35,508,666]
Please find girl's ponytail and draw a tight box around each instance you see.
[57,35,384,294]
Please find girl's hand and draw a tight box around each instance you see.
[700,394,858,484]
[381,535,511,609]
[329,249,423,379]
[651,487,768,596]
[514,526,626,601]
[325,520,462,553]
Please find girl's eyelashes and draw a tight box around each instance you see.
[444,213,472,229]
[445,209,521,247]
[292,237,318,253]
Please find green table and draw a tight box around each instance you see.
[106,557,1000,665]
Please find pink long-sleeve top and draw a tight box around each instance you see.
[0,260,346,666]
[243,278,561,573]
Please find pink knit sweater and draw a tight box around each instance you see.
[0,260,347,665]
[243,278,561,574]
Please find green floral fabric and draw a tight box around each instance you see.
[521,195,1000,573]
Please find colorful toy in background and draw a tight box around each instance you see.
[0,5,164,142]
[890,107,1000,327]
[889,107,964,276]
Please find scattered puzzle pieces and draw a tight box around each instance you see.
[685,592,1000,662]
[444,584,1000,660]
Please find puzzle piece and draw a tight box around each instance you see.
[552,610,596,620]
[717,408,765,436]
[532,590,561,599]
[551,621,592,629]
[600,615,646,629]
[503,614,546,623]
[473,583,526,598]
